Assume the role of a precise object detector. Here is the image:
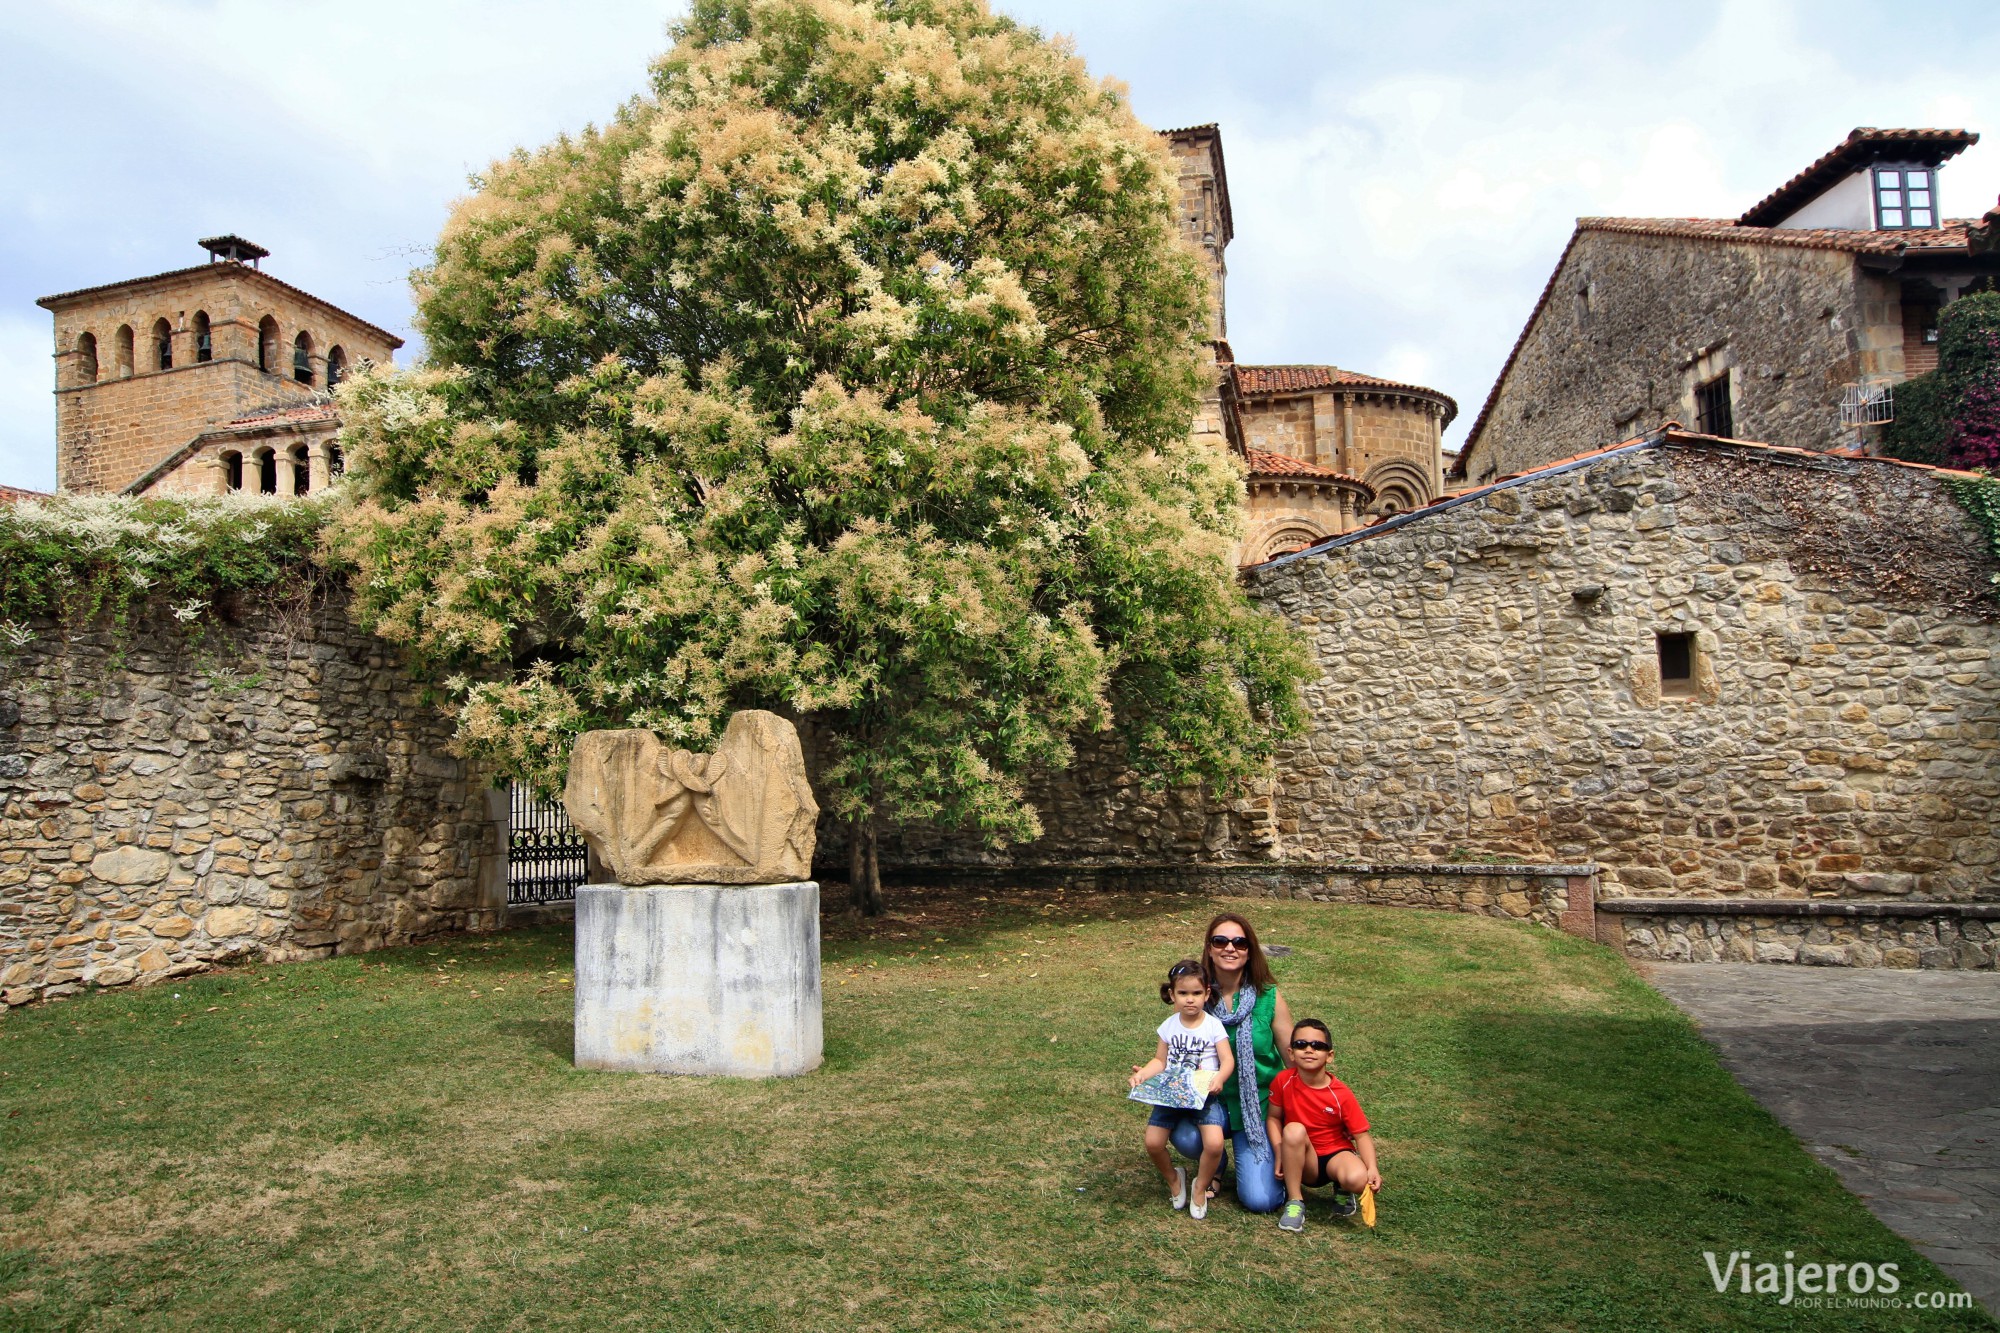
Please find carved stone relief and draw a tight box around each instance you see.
[564,710,819,885]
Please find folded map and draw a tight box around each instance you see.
[1127,1066,1211,1111]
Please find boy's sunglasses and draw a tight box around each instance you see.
[1208,935,1250,950]
[1290,1039,1332,1052]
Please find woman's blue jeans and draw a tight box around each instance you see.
[1170,1118,1285,1214]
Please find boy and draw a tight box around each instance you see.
[1265,1018,1382,1233]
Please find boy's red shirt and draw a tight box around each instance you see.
[1268,1068,1370,1156]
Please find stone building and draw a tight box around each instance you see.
[35,235,401,497]
[1162,125,1456,561]
[1459,128,2000,486]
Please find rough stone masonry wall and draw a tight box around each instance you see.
[1466,232,1889,484]
[1247,445,1999,899]
[860,443,2000,964]
[0,586,505,1007]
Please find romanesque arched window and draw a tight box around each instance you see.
[327,440,344,477]
[291,444,311,495]
[75,332,98,385]
[325,345,347,390]
[192,311,212,363]
[1258,526,1327,564]
[152,318,173,371]
[258,317,280,373]
[222,450,245,492]
[256,447,278,495]
[115,325,134,377]
[293,332,315,385]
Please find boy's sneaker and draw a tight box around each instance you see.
[1329,1192,1360,1218]
[1277,1201,1306,1233]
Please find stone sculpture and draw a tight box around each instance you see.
[563,710,819,886]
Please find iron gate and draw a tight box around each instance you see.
[507,783,588,904]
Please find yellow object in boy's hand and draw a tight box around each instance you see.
[1358,1186,1376,1228]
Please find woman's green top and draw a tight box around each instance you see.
[1215,985,1280,1134]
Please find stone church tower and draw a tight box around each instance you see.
[36,236,401,497]
[1160,127,1455,565]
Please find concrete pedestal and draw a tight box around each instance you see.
[574,881,822,1077]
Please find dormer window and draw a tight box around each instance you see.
[1874,165,1937,229]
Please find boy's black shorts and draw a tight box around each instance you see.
[1313,1149,1360,1185]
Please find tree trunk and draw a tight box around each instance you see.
[849,818,867,914]
[856,816,885,917]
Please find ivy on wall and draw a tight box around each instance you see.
[0,494,327,649]
[1943,471,2000,601]
[1883,291,2000,470]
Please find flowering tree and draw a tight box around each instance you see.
[330,0,1310,911]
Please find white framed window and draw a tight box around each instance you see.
[1874,165,1937,230]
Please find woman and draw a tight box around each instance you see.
[1169,912,1294,1213]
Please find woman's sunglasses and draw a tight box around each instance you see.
[1290,1039,1332,1052]
[1208,934,1250,950]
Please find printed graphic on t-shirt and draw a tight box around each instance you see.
[1157,1013,1225,1075]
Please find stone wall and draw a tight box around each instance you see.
[1240,394,1318,460]
[1601,900,1998,969]
[0,585,505,1007]
[1462,230,1901,484]
[54,358,302,497]
[857,437,2000,964]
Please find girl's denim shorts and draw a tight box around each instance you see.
[1147,1095,1228,1131]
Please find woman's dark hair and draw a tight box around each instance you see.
[1201,913,1275,991]
[1292,1017,1331,1044]
[1159,958,1211,1004]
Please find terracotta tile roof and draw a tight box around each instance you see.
[1263,427,1987,569]
[36,263,404,349]
[0,484,53,504]
[1457,214,1980,474]
[1233,364,1458,425]
[1244,448,1369,489]
[224,401,339,429]
[1738,127,1978,227]
[1577,215,1974,255]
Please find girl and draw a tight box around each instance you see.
[1128,959,1234,1220]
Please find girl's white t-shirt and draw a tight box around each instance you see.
[1157,1012,1227,1073]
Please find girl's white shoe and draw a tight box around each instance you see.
[1169,1166,1188,1210]
[1188,1188,1208,1221]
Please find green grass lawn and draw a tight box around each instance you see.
[1,893,1991,1332]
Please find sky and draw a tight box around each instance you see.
[4,0,1998,492]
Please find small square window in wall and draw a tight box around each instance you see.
[1657,631,1697,699]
